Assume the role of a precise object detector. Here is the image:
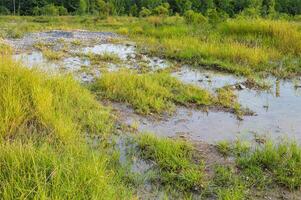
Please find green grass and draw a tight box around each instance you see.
[91,70,213,115]
[237,141,301,190]
[1,16,300,77]
[0,58,112,143]
[42,48,65,60]
[136,133,205,192]
[213,166,247,200]
[0,52,133,199]
[87,52,121,65]
[220,19,301,55]
[0,141,132,199]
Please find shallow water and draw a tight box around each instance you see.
[83,44,135,60]
[8,31,301,143]
[118,67,301,143]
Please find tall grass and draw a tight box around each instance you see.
[221,19,301,55]
[0,58,113,143]
[0,141,131,199]
[0,52,133,199]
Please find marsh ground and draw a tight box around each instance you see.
[1,16,301,199]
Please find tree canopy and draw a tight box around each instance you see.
[1,0,301,16]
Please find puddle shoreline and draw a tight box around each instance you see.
[6,30,301,144]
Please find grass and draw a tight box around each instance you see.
[237,141,301,190]
[91,70,213,115]
[1,15,301,199]
[1,16,300,77]
[0,50,133,199]
[220,19,301,55]
[213,166,247,200]
[136,133,205,192]
[87,52,121,65]
[0,141,132,199]
[91,70,243,115]
[0,58,113,142]
[213,139,301,198]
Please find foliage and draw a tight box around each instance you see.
[139,7,152,17]
[184,10,207,24]
[2,0,301,17]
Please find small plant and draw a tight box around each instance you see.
[216,141,232,156]
[88,52,121,65]
[42,49,65,60]
[71,39,82,46]
[214,166,247,200]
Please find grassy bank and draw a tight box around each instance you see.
[1,16,301,78]
[0,48,132,199]
[1,16,301,199]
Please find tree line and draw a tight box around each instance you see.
[0,0,300,17]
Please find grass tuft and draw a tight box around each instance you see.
[136,133,205,191]
[91,70,213,115]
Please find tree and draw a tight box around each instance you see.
[77,0,87,15]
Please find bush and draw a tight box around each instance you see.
[0,6,10,15]
[40,4,59,16]
[153,3,170,16]
[57,6,68,16]
[139,7,151,17]
[184,10,207,24]
[206,8,228,24]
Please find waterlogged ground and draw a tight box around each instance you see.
[5,30,301,143]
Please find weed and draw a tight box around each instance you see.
[88,52,121,65]
[42,48,65,60]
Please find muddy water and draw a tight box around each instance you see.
[9,31,169,82]
[118,67,301,143]
[7,31,301,143]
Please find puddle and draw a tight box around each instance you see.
[117,67,301,144]
[9,31,171,82]
[6,30,301,144]
[83,44,135,60]
[173,66,245,92]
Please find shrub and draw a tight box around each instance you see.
[206,8,228,24]
[153,3,170,16]
[139,7,151,17]
[57,6,68,16]
[40,4,59,16]
[0,6,10,15]
[184,10,207,24]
